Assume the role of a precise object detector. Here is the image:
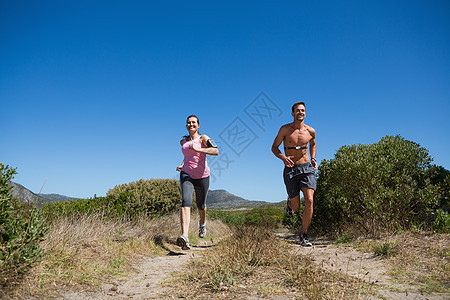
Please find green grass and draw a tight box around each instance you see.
[336,234,353,244]
[209,205,283,228]
[374,242,399,257]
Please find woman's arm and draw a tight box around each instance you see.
[190,135,219,155]
[176,161,184,172]
[177,139,186,171]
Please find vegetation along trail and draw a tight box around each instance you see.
[60,229,449,300]
[277,230,449,300]
[2,136,448,299]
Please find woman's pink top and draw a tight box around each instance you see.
[181,136,210,179]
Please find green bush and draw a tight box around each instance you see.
[41,195,118,221]
[432,209,450,233]
[313,135,441,235]
[0,163,48,285]
[426,165,450,211]
[282,200,304,235]
[42,179,182,220]
[107,178,181,218]
[210,206,283,228]
[209,210,246,226]
[242,206,283,228]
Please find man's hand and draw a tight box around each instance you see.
[311,159,318,170]
[176,165,183,172]
[283,155,295,168]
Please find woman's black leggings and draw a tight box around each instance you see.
[180,171,210,209]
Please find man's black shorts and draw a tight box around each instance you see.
[283,162,316,198]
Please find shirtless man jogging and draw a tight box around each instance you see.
[272,101,318,246]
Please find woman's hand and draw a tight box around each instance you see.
[189,143,199,152]
[189,136,219,156]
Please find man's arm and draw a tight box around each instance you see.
[308,127,318,170]
[272,126,294,167]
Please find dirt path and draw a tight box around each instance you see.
[61,242,210,300]
[277,230,447,300]
[60,231,446,299]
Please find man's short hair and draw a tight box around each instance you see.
[292,101,306,112]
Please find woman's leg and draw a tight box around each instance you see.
[194,176,210,226]
[180,172,194,235]
[181,206,191,235]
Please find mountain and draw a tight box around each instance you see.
[37,193,78,202]
[9,182,54,207]
[9,182,79,207]
[9,182,268,209]
[206,189,268,209]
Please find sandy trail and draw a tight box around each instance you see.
[61,243,210,300]
[61,231,446,299]
[277,230,446,300]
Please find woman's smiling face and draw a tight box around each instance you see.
[186,116,199,133]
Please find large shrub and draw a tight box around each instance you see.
[0,163,48,285]
[313,135,442,235]
[425,165,450,211]
[107,178,181,218]
[42,178,181,221]
[41,195,118,221]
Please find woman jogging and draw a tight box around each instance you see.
[176,115,219,250]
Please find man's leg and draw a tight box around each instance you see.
[198,208,206,225]
[288,195,301,211]
[300,187,314,234]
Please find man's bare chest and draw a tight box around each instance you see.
[285,129,311,145]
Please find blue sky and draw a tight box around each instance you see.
[1,1,449,202]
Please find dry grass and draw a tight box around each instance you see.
[171,225,372,299]
[5,210,448,299]
[354,232,450,294]
[3,211,228,299]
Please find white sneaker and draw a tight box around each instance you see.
[299,235,312,247]
[176,235,191,250]
[198,221,206,238]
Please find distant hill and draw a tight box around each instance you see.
[206,189,269,209]
[9,182,79,207]
[9,182,268,209]
[9,182,54,207]
[37,193,79,202]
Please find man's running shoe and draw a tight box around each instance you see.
[176,235,191,250]
[199,221,206,238]
[286,197,293,216]
[299,235,312,247]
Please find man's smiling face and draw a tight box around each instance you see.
[292,104,306,122]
